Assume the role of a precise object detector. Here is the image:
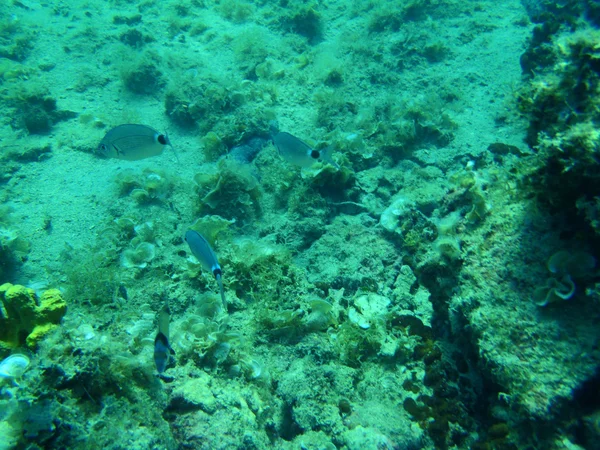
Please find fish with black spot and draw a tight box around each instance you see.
[185,230,226,311]
[154,304,175,381]
[269,121,339,169]
[97,124,179,161]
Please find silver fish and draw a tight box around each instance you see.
[97,124,176,161]
[272,132,339,169]
[154,304,175,375]
[185,230,226,310]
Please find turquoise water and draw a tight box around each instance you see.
[1,0,599,448]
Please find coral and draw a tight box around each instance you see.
[0,284,67,349]
[393,265,433,327]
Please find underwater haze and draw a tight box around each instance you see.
[1,0,600,448]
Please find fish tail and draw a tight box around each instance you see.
[217,274,226,311]
[165,132,181,163]
[171,144,181,164]
[321,145,340,170]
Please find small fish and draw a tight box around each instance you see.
[154,304,175,375]
[185,230,226,310]
[97,124,178,161]
[227,136,269,164]
[272,131,340,169]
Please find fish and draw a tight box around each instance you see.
[272,131,340,169]
[97,124,178,161]
[154,304,175,375]
[185,230,226,310]
[226,136,269,164]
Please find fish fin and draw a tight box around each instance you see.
[217,274,227,311]
[320,145,340,170]
[158,373,175,382]
[165,132,181,163]
[170,144,181,164]
[112,143,124,157]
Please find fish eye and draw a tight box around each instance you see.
[310,149,320,160]
[157,134,168,145]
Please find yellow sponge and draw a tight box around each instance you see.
[0,283,67,349]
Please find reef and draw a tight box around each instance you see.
[3,1,600,449]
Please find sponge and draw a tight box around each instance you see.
[0,283,67,349]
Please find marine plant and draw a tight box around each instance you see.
[188,214,235,246]
[119,49,165,95]
[115,168,174,204]
[0,16,34,62]
[4,84,74,134]
[366,0,459,32]
[172,295,252,372]
[353,92,458,166]
[303,299,337,331]
[60,214,140,306]
[226,237,295,303]
[533,250,596,306]
[331,319,387,368]
[519,29,600,244]
[193,158,262,224]
[164,75,245,132]
[533,276,576,307]
[218,0,254,23]
[120,242,156,269]
[278,2,323,44]
[200,131,227,161]
[257,308,304,342]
